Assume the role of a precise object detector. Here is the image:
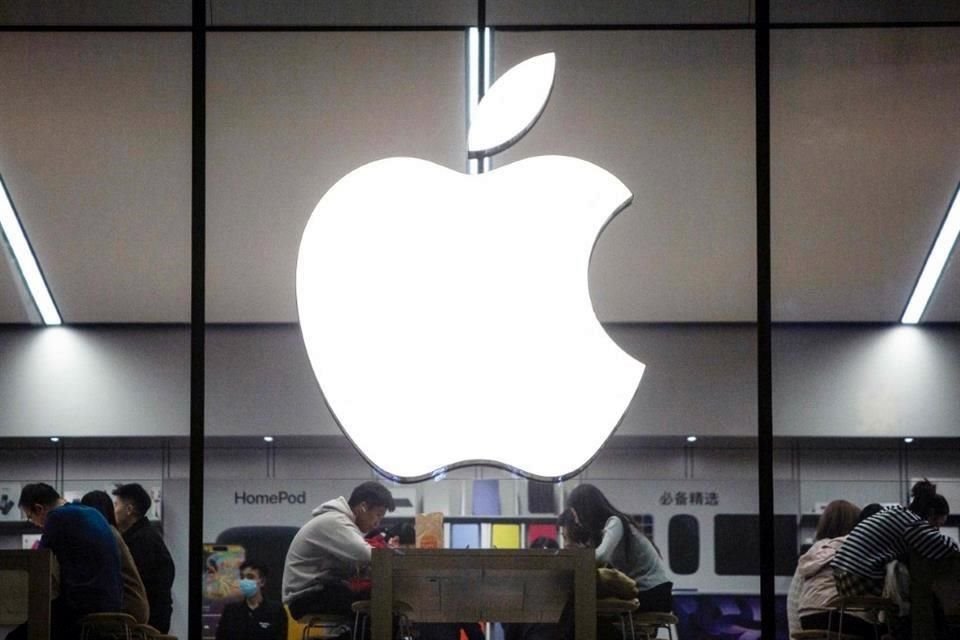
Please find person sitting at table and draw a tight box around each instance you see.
[282,481,396,628]
[833,480,958,638]
[216,560,287,640]
[8,483,122,640]
[80,490,150,625]
[834,480,958,599]
[791,499,880,637]
[564,484,673,614]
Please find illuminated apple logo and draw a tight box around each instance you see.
[297,53,645,481]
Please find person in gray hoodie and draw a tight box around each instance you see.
[282,482,395,622]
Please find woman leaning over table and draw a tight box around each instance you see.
[563,483,673,613]
[833,479,958,600]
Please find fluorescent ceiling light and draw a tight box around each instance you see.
[901,181,960,324]
[0,174,62,325]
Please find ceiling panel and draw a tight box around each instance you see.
[209,0,476,26]
[771,28,960,322]
[496,31,757,322]
[0,0,190,26]
[0,249,31,323]
[771,1,960,25]
[488,0,752,26]
[0,33,192,323]
[206,32,467,322]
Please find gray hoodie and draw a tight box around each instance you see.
[281,497,372,603]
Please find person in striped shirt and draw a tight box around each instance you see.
[833,479,958,600]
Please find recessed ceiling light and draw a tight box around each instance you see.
[263,436,274,443]
[903,437,915,444]
[0,174,62,325]
[686,435,697,443]
[902,181,960,324]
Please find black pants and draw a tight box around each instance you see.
[287,583,365,620]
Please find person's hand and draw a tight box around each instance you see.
[387,535,400,549]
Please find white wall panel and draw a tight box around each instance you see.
[796,448,900,480]
[584,447,686,480]
[773,326,960,438]
[798,481,902,515]
[0,449,56,480]
[205,326,338,437]
[0,327,189,438]
[274,445,375,480]
[61,448,163,481]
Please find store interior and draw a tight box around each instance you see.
[1,2,959,639]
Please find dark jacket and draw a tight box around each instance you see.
[215,599,287,640]
[122,517,176,633]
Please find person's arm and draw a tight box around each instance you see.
[155,537,176,590]
[313,512,373,564]
[904,521,960,560]
[595,516,624,565]
[786,570,802,635]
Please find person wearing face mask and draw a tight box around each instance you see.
[215,561,287,640]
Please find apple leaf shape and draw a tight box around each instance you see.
[467,52,556,157]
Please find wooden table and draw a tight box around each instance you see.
[0,549,53,640]
[370,548,596,640]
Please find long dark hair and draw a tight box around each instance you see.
[908,479,950,520]
[565,483,660,556]
[81,490,118,527]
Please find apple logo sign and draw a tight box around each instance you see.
[297,53,645,482]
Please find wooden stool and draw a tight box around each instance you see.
[350,600,414,640]
[630,611,678,640]
[831,596,897,640]
[597,598,640,640]
[297,614,352,639]
[78,613,138,640]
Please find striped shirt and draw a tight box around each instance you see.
[832,505,959,580]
